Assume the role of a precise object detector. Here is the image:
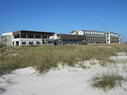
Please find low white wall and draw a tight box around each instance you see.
[12,38,43,46]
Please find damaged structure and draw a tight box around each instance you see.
[71,30,121,44]
[50,34,87,45]
[1,30,121,46]
[1,30,54,46]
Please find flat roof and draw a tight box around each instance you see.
[14,30,55,34]
[71,30,120,35]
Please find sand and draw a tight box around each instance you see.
[0,53,127,95]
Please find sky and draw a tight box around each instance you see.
[0,0,127,42]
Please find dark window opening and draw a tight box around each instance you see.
[21,35,26,38]
[35,35,41,38]
[28,35,34,38]
[29,41,33,44]
[36,41,41,44]
[16,41,19,46]
[42,36,47,39]
[14,34,20,38]
[22,41,26,44]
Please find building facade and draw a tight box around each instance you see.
[51,34,87,45]
[1,30,54,46]
[1,30,121,46]
[71,30,121,44]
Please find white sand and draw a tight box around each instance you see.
[0,53,127,95]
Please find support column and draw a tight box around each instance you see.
[20,32,21,38]
[34,40,36,46]
[26,34,28,38]
[106,33,107,44]
[47,36,49,44]
[14,41,16,46]
[41,35,43,45]
[107,33,111,44]
[26,41,29,46]
[19,40,22,46]
[119,36,121,44]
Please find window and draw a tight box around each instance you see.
[22,41,26,44]
[21,35,26,38]
[36,41,41,44]
[28,35,34,38]
[29,41,33,44]
[14,34,20,38]
[42,36,47,39]
[35,35,41,38]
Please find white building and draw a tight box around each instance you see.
[1,30,54,46]
[71,30,121,44]
[1,30,121,46]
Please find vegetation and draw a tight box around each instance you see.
[124,42,127,44]
[91,74,126,91]
[0,44,127,75]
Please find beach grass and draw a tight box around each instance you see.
[91,74,125,91]
[0,44,127,74]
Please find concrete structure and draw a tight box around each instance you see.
[50,34,87,45]
[1,30,121,46]
[71,30,121,44]
[0,41,2,47]
[1,30,54,46]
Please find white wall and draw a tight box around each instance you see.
[2,32,13,36]
[2,32,13,46]
[78,31,84,35]
[50,35,60,40]
[12,38,43,46]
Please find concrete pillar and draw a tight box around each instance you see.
[119,36,121,44]
[47,36,49,39]
[107,33,111,44]
[47,36,49,44]
[14,41,16,46]
[34,40,37,46]
[19,40,22,46]
[19,33,21,38]
[26,41,29,46]
[106,33,107,44]
[26,34,28,38]
[41,35,43,45]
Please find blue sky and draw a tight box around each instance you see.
[0,0,127,42]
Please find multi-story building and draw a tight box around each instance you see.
[50,34,87,45]
[1,30,54,46]
[1,30,121,46]
[71,30,121,44]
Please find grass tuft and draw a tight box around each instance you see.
[91,74,125,91]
